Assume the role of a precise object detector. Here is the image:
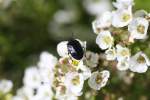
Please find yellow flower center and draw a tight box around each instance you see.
[95,74,102,84]
[103,36,112,45]
[72,75,80,86]
[137,25,145,34]
[137,55,145,64]
[122,13,131,22]
[120,49,129,57]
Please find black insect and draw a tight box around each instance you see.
[67,39,85,60]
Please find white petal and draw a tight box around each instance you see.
[38,51,57,70]
[128,17,149,39]
[116,44,130,61]
[78,61,91,80]
[12,96,24,100]
[23,67,41,88]
[134,10,148,18]
[112,7,132,27]
[88,71,100,90]
[105,47,116,60]
[129,63,148,73]
[57,41,68,57]
[92,11,112,34]
[129,52,149,73]
[113,0,134,9]
[138,52,150,66]
[64,72,84,96]
[117,58,129,71]
[96,31,114,50]
[101,70,110,79]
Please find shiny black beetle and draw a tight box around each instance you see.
[67,39,85,60]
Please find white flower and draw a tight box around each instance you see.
[34,84,53,100]
[88,70,110,90]
[113,0,134,9]
[112,7,132,27]
[38,51,57,70]
[105,47,116,60]
[96,31,114,50]
[92,11,112,34]
[64,72,84,96]
[55,85,78,100]
[55,85,67,100]
[128,17,149,39]
[38,68,54,87]
[57,41,68,57]
[23,67,41,88]
[85,51,99,68]
[129,52,150,73]
[117,58,129,71]
[15,84,53,100]
[78,61,91,80]
[83,0,112,16]
[15,86,36,100]
[116,44,130,61]
[0,79,13,94]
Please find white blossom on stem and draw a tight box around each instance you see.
[112,7,132,27]
[96,31,114,50]
[88,70,110,90]
[128,17,149,40]
[92,11,112,34]
[129,52,150,73]
[116,44,130,61]
[64,72,84,96]
[105,47,116,60]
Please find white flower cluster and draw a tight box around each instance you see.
[10,49,107,100]
[57,40,110,97]
[13,52,57,100]
[1,0,149,100]
[10,40,109,100]
[92,0,150,73]
[56,41,89,100]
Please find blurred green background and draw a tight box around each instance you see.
[0,0,150,99]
